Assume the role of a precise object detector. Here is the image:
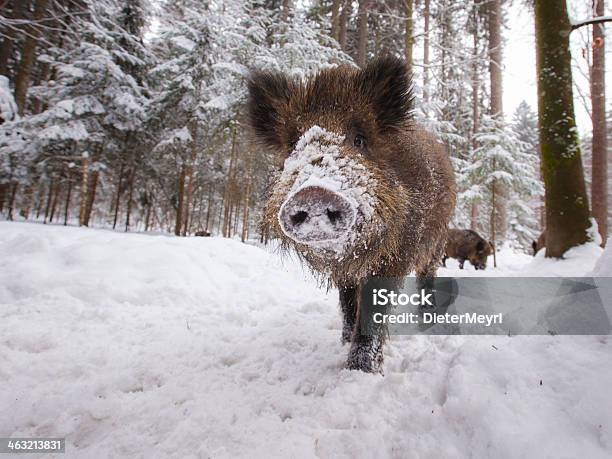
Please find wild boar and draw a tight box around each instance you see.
[442,229,494,270]
[247,56,456,373]
[532,231,545,256]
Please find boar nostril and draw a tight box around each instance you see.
[311,158,323,166]
[326,209,342,224]
[290,210,308,226]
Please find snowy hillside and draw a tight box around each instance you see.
[1,221,611,458]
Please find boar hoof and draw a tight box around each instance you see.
[341,325,352,345]
[346,338,384,373]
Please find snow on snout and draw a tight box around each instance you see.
[277,126,378,254]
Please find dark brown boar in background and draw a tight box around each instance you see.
[247,57,456,373]
[532,231,545,256]
[443,229,494,270]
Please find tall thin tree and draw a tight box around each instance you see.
[487,0,505,257]
[404,0,414,77]
[356,0,370,67]
[590,0,608,245]
[14,0,50,115]
[423,0,430,102]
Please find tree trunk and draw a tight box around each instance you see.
[423,0,430,102]
[35,184,45,219]
[7,183,18,220]
[49,182,60,223]
[488,0,503,117]
[44,179,54,223]
[0,183,8,213]
[227,195,235,238]
[231,197,238,239]
[31,61,51,115]
[84,170,99,227]
[590,0,607,245]
[260,222,269,245]
[205,185,214,232]
[216,200,224,235]
[79,156,88,226]
[404,0,414,77]
[242,178,252,243]
[182,125,199,236]
[372,8,380,56]
[21,184,35,220]
[193,187,204,232]
[144,197,153,232]
[0,0,26,78]
[112,162,124,229]
[490,175,497,268]
[534,0,591,257]
[331,0,341,41]
[175,165,186,236]
[64,179,73,226]
[124,168,135,232]
[470,6,480,231]
[470,204,479,231]
[223,128,238,238]
[488,0,507,242]
[232,194,240,237]
[356,0,370,67]
[281,0,290,22]
[338,0,352,51]
[14,0,49,115]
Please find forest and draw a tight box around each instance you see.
[0,0,609,257]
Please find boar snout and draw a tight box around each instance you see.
[279,186,356,245]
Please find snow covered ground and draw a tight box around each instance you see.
[1,221,611,458]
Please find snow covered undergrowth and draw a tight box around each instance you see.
[439,242,603,277]
[1,222,611,458]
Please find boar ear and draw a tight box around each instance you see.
[247,70,294,151]
[356,56,414,133]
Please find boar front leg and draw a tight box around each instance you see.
[417,241,445,311]
[345,281,388,374]
[339,284,357,345]
[417,239,444,281]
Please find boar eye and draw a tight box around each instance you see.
[353,134,366,149]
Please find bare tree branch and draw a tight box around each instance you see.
[571,15,612,31]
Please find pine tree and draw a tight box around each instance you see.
[512,101,539,150]
[463,116,543,252]
[0,0,151,226]
[512,100,544,232]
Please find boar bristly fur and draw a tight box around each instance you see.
[247,57,456,373]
